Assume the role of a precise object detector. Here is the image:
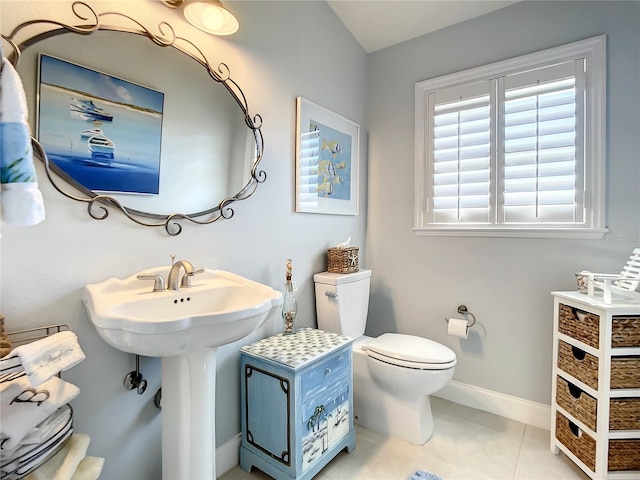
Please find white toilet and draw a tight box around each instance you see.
[314,269,456,445]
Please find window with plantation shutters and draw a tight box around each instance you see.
[414,35,607,238]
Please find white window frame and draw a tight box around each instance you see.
[414,35,607,239]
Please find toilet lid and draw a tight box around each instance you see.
[367,333,456,366]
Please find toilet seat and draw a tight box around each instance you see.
[366,333,457,370]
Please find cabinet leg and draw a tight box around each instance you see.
[345,431,356,453]
[239,449,252,473]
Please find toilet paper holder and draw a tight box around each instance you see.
[445,305,477,328]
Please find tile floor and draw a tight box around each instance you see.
[221,397,591,480]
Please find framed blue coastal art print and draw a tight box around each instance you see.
[295,97,359,215]
[36,54,164,195]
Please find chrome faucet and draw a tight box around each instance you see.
[167,260,204,290]
[137,273,166,292]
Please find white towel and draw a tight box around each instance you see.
[2,331,86,387]
[0,375,79,450]
[25,450,105,480]
[71,456,104,480]
[0,43,45,226]
[22,433,90,480]
[0,404,71,462]
[0,414,73,479]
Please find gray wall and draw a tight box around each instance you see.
[0,1,368,478]
[2,1,639,478]
[366,0,640,405]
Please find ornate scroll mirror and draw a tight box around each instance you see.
[2,2,264,235]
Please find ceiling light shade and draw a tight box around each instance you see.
[183,0,239,35]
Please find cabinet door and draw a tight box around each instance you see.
[244,364,292,467]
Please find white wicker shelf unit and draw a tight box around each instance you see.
[551,291,640,480]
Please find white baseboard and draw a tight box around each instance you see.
[216,433,241,478]
[434,380,551,430]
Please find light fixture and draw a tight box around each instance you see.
[161,0,239,36]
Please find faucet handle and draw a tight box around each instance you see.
[137,273,166,292]
[180,267,205,288]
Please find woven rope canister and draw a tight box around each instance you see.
[327,247,359,273]
[610,356,640,389]
[557,341,599,390]
[608,439,640,471]
[558,304,599,349]
[555,376,597,431]
[611,316,640,347]
[610,398,640,430]
[555,412,596,471]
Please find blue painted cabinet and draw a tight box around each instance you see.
[240,328,355,480]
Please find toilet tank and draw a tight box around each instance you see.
[313,269,371,338]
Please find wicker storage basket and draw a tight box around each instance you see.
[557,341,599,390]
[611,316,640,347]
[555,411,596,471]
[327,247,359,273]
[559,304,599,348]
[559,304,640,348]
[610,398,640,430]
[555,376,597,431]
[556,377,640,431]
[608,439,640,471]
[556,412,640,472]
[558,340,640,390]
[610,356,640,389]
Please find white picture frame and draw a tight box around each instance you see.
[295,97,359,215]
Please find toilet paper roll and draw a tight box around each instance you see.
[447,317,469,339]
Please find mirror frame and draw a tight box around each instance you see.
[2,1,265,236]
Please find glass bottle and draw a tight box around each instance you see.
[282,259,298,335]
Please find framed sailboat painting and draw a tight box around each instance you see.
[36,53,164,195]
[295,97,359,215]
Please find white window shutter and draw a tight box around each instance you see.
[429,81,492,223]
[500,60,584,224]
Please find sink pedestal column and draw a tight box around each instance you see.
[161,348,217,480]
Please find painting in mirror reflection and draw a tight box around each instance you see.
[37,54,164,195]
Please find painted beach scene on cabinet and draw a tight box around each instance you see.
[301,391,350,471]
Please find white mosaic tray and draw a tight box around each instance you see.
[241,328,352,368]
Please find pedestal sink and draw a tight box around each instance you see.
[83,266,283,479]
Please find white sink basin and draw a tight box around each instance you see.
[83,267,283,357]
[83,266,283,479]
